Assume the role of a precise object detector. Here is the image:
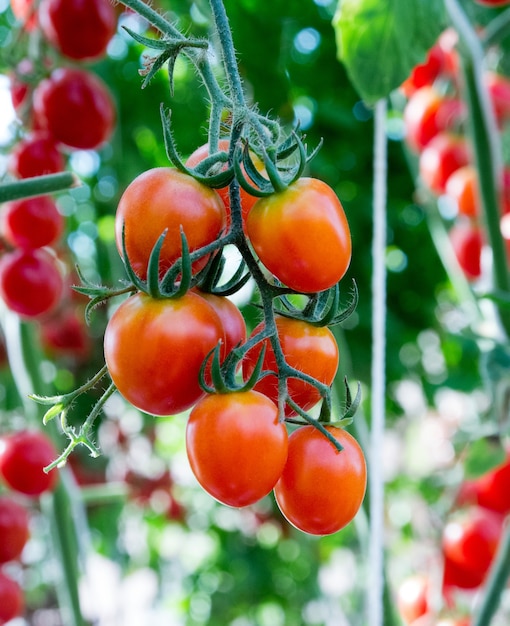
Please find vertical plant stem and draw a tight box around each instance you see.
[368,98,388,626]
[2,312,86,626]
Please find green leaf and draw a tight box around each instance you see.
[332,0,447,105]
[464,438,506,479]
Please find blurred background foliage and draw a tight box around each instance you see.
[0,0,495,624]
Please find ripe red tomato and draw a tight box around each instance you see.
[0,497,30,564]
[39,308,92,362]
[449,221,484,281]
[186,390,288,507]
[115,168,226,280]
[0,570,24,624]
[441,507,503,589]
[8,132,64,179]
[274,425,366,535]
[195,290,246,355]
[404,87,463,152]
[104,291,224,416]
[400,43,446,97]
[445,165,480,218]
[39,0,117,61]
[33,67,116,150]
[242,316,339,415]
[0,248,64,318]
[397,575,430,625]
[0,430,59,496]
[419,133,470,195]
[1,196,64,249]
[247,178,351,293]
[185,139,264,230]
[458,450,510,515]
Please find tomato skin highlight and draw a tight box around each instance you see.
[247,178,351,293]
[104,292,225,416]
[274,425,366,535]
[242,316,339,415]
[115,168,226,280]
[186,390,288,507]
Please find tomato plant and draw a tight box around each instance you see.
[1,195,63,249]
[242,316,339,415]
[0,430,59,496]
[246,177,351,293]
[8,132,64,179]
[274,425,366,535]
[103,291,225,416]
[0,248,63,318]
[195,290,246,356]
[0,570,24,624]
[115,167,226,280]
[0,496,29,564]
[186,390,288,507]
[33,67,116,150]
[38,0,117,61]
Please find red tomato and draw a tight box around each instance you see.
[0,248,64,318]
[195,290,246,355]
[242,316,339,415]
[0,430,59,496]
[419,133,470,195]
[115,168,226,280]
[186,390,288,507]
[0,570,24,624]
[247,178,351,293]
[400,43,446,97]
[397,575,430,625]
[404,87,463,152]
[0,497,30,563]
[441,507,503,589]
[185,139,264,230]
[104,291,225,416]
[2,196,64,249]
[459,451,510,515]
[445,165,480,218]
[33,67,115,150]
[39,0,117,61]
[449,221,484,281]
[8,132,64,179]
[274,425,366,535]
[10,0,37,29]
[39,308,92,362]
[484,71,510,125]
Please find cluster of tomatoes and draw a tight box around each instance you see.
[101,134,366,535]
[397,450,510,626]
[401,22,510,282]
[0,429,58,624]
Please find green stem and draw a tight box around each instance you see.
[446,0,510,337]
[0,172,79,203]
[481,6,510,48]
[473,521,510,626]
[2,313,87,626]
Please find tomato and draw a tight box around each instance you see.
[33,67,116,150]
[397,575,430,625]
[400,43,446,97]
[445,165,480,218]
[1,196,64,249]
[449,221,483,281]
[104,291,224,416]
[10,0,37,29]
[247,178,351,293]
[404,87,463,152]
[484,72,510,124]
[418,133,470,195]
[39,0,117,61]
[0,248,64,318]
[0,497,29,564]
[274,425,366,535]
[0,570,24,624]
[441,507,503,589]
[9,59,34,112]
[195,290,246,356]
[39,308,92,362]
[458,450,510,515]
[8,132,64,179]
[242,316,339,415]
[185,139,264,230]
[115,168,226,280]
[0,430,59,496]
[186,390,288,507]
